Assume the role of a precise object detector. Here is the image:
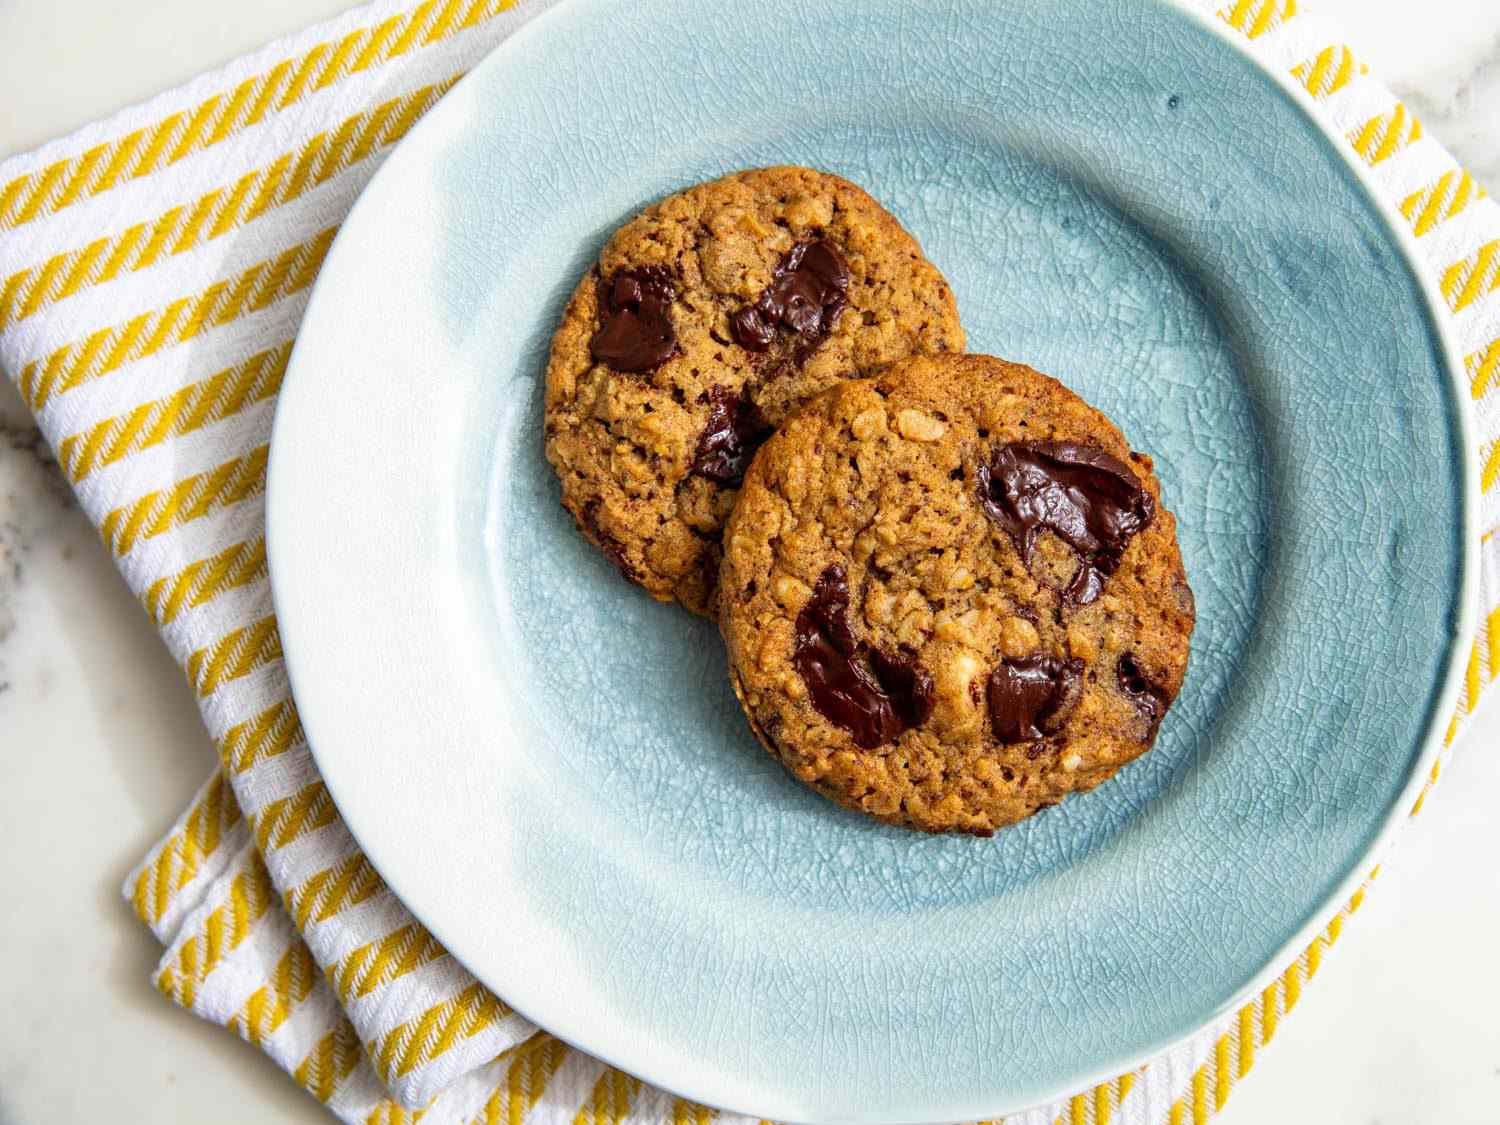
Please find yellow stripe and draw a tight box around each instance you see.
[208,80,257,148]
[572,1068,644,1125]
[130,111,187,182]
[170,190,223,255]
[1488,606,1500,687]
[1305,933,1325,980]
[468,1034,572,1125]
[132,208,182,273]
[14,254,69,323]
[51,146,109,211]
[294,1019,365,1105]
[1216,0,1296,39]
[1480,441,1500,493]
[12,162,65,225]
[1467,336,1500,400]
[330,923,448,1004]
[227,940,319,1046]
[19,228,332,413]
[0,273,23,323]
[93,131,146,196]
[241,61,297,141]
[373,981,513,1082]
[253,779,339,853]
[1440,239,1500,314]
[51,239,111,309]
[366,1104,426,1125]
[1411,751,1445,815]
[458,0,501,34]
[1260,978,1280,1044]
[389,0,440,57]
[1114,1072,1137,1120]
[282,43,333,110]
[143,538,268,627]
[1464,641,1483,713]
[185,615,283,698]
[129,771,242,926]
[155,857,274,1008]
[219,699,305,773]
[314,28,367,90]
[0,83,453,328]
[286,851,387,930]
[100,444,268,557]
[210,173,259,239]
[426,0,472,48]
[1214,1032,1230,1111]
[1237,1005,1255,1078]
[59,343,289,482]
[1291,45,1357,99]
[1349,878,1369,913]
[353,14,406,73]
[667,1098,717,1125]
[0,1,516,231]
[168,96,224,165]
[1401,169,1485,238]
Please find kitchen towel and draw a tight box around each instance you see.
[0,0,1494,1121]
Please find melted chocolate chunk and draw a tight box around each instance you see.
[792,565,933,749]
[589,267,676,373]
[1063,564,1104,607]
[730,239,850,357]
[691,386,773,485]
[869,645,935,730]
[793,566,898,749]
[977,441,1155,607]
[987,655,1084,743]
[1117,653,1168,740]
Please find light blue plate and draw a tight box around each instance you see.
[267,0,1479,1120]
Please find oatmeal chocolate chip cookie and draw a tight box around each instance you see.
[718,353,1195,834]
[543,166,965,616]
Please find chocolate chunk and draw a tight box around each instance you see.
[793,566,899,749]
[1117,653,1168,740]
[691,385,773,486]
[730,239,850,358]
[869,645,935,730]
[987,655,1084,743]
[1063,563,1104,607]
[589,267,676,373]
[793,565,933,749]
[977,441,1155,607]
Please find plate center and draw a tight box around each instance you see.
[488,128,1267,912]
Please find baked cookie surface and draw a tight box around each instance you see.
[543,166,964,615]
[718,353,1195,834]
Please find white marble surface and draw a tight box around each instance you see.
[0,1,1497,1122]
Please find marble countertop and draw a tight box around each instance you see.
[1,2,1497,1122]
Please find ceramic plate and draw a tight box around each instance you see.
[267,0,1478,1120]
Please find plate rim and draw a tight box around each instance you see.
[266,0,1482,1120]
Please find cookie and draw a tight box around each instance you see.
[717,353,1195,834]
[543,166,965,615]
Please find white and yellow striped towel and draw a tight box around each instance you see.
[0,0,1495,1121]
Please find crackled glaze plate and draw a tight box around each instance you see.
[266,0,1479,1120]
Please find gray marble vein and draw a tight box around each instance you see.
[1392,32,1500,189]
[0,379,75,694]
